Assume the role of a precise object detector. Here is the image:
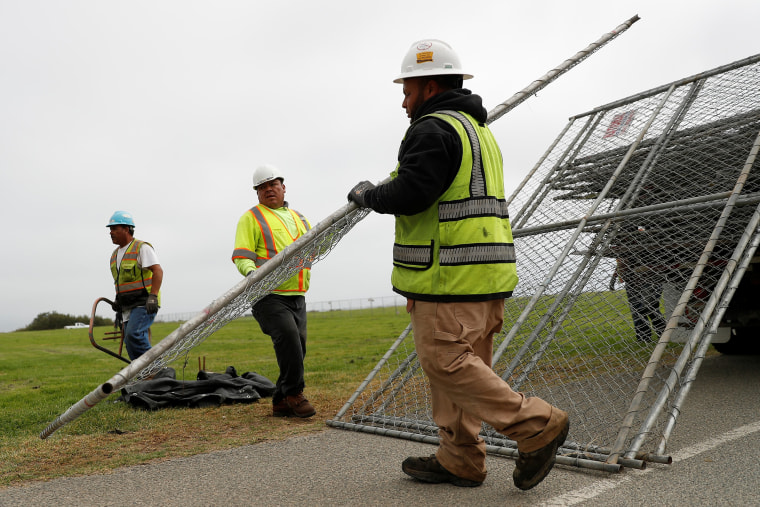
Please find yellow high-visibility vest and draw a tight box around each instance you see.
[110,240,161,307]
[232,204,311,294]
[391,110,518,301]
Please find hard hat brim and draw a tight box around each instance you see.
[393,70,474,84]
[253,176,285,190]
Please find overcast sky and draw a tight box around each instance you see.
[1,1,758,332]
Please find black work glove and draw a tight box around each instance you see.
[347,181,375,208]
[114,312,123,329]
[146,294,159,314]
[110,299,121,313]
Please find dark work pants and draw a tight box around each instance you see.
[624,274,667,342]
[252,294,307,404]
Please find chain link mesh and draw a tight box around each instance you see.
[328,54,760,469]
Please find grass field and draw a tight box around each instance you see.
[0,307,409,488]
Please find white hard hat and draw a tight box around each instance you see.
[393,39,473,84]
[252,164,284,189]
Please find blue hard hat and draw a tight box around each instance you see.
[106,210,135,227]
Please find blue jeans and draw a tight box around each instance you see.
[124,306,155,360]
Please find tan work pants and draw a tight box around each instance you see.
[410,299,565,482]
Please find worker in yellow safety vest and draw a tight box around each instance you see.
[232,164,315,418]
[107,210,163,361]
[347,39,569,492]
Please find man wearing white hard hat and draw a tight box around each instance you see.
[348,39,569,491]
[232,164,316,418]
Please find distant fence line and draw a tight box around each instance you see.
[154,295,406,323]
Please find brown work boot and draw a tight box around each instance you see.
[284,392,316,418]
[402,455,482,487]
[513,412,570,490]
[272,398,291,417]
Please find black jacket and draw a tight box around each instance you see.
[364,88,490,215]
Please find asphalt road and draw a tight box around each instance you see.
[1,354,758,506]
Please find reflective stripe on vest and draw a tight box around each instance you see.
[438,197,511,222]
[250,206,276,266]
[439,243,516,265]
[393,241,433,268]
[245,206,313,268]
[439,110,486,197]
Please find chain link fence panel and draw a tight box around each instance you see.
[328,53,760,471]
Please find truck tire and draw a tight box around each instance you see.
[712,327,760,354]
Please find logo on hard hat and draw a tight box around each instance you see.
[416,51,433,64]
[416,42,433,51]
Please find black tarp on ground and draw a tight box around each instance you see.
[119,366,276,410]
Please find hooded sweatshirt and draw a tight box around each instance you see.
[362,88,488,215]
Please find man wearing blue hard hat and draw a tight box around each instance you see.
[107,210,163,360]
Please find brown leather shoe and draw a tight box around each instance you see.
[513,413,570,490]
[402,455,482,487]
[284,392,316,418]
[272,399,291,417]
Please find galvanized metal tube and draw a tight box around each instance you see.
[482,434,646,469]
[512,191,744,238]
[574,53,760,120]
[325,420,624,473]
[488,15,640,124]
[657,221,760,454]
